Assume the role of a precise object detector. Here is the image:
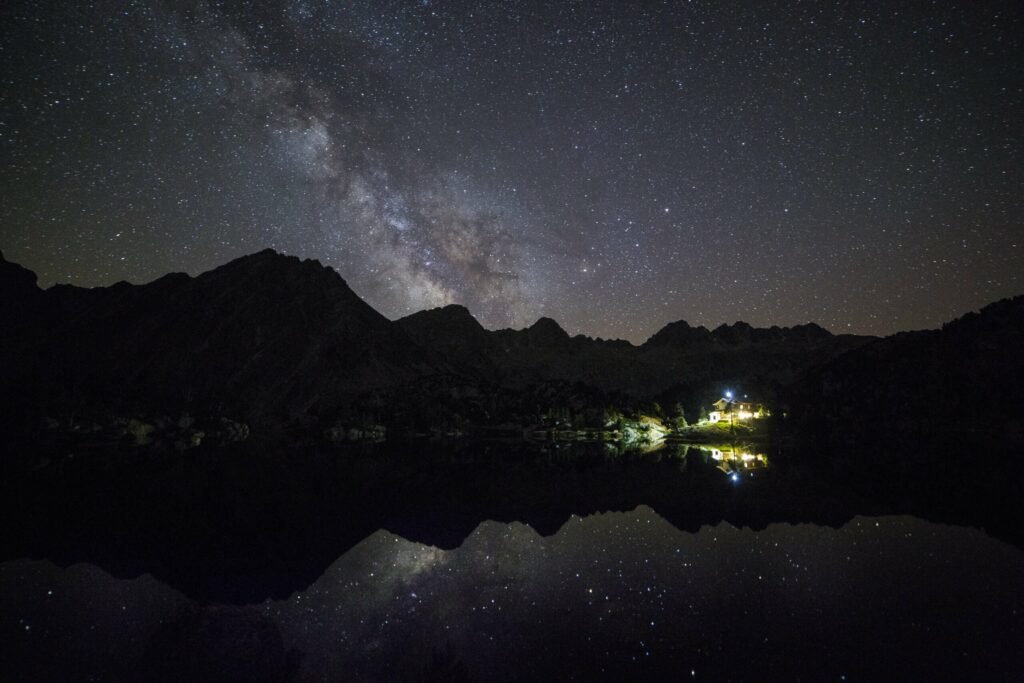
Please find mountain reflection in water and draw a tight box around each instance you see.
[2,440,1023,680]
[3,508,1023,681]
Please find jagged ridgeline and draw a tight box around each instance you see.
[2,249,1022,446]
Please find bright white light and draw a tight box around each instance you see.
[725,390,733,399]
[730,472,739,482]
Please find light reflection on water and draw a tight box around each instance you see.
[708,445,769,475]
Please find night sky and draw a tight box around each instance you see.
[2,1,1021,342]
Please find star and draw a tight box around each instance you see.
[0,0,1019,341]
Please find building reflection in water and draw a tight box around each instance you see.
[708,446,769,475]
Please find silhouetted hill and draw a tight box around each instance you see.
[643,320,832,349]
[642,319,712,348]
[0,249,42,320]
[0,249,438,432]
[788,295,1024,446]
[3,247,1023,454]
[394,304,494,375]
[0,250,38,295]
[398,304,872,402]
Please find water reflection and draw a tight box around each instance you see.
[6,437,1024,607]
[3,508,1023,681]
[708,445,769,474]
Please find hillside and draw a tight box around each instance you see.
[397,303,873,403]
[787,295,1024,446]
[0,249,440,432]
[2,248,882,442]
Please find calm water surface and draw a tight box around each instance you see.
[2,442,1022,681]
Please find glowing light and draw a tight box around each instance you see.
[725,390,732,399]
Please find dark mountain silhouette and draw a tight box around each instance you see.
[0,249,439,433]
[397,301,870,399]
[9,248,1020,447]
[2,249,873,438]
[788,294,1024,446]
[3,249,1024,604]
[395,304,496,374]
[642,319,832,348]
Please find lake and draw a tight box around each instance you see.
[2,441,1023,680]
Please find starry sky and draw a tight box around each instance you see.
[2,1,1021,342]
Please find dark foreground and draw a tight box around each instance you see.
[2,440,1022,681]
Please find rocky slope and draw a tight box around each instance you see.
[0,248,883,439]
[397,302,873,402]
[787,295,1024,446]
[0,249,440,432]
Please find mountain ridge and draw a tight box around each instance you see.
[5,248,1019,446]
[0,248,439,432]
[4,248,862,345]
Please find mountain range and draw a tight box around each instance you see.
[2,248,1021,446]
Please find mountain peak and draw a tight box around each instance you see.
[398,303,486,333]
[643,320,710,348]
[529,316,569,337]
[213,248,322,270]
[201,249,352,292]
[710,321,755,345]
[513,316,570,347]
[436,303,477,320]
[0,250,40,298]
[790,322,832,340]
[645,318,839,348]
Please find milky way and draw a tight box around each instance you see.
[2,1,1021,341]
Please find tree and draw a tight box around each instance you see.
[699,406,708,423]
[671,402,687,429]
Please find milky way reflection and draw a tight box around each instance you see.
[3,508,1022,681]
